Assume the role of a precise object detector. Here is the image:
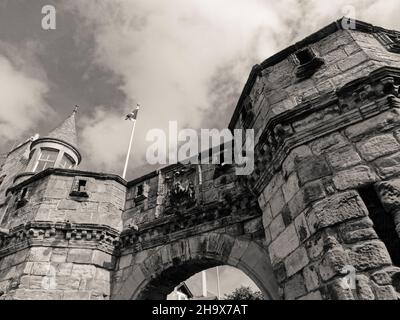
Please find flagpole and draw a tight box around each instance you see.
[122,119,137,179]
[202,270,207,298]
[216,266,221,300]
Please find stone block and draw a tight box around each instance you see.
[310,133,349,156]
[262,202,273,227]
[375,152,400,179]
[54,263,73,276]
[262,173,284,202]
[31,262,51,276]
[269,224,300,264]
[338,218,377,244]
[71,264,96,279]
[371,284,398,300]
[356,275,375,300]
[118,255,133,270]
[338,51,368,71]
[303,265,320,292]
[57,199,78,211]
[284,273,306,300]
[306,192,368,233]
[284,246,309,277]
[269,189,286,217]
[326,146,362,170]
[67,249,93,264]
[51,248,68,263]
[54,275,81,290]
[228,238,250,265]
[282,145,313,177]
[348,240,392,271]
[357,134,400,161]
[92,250,114,269]
[327,278,354,300]
[297,157,331,185]
[28,247,52,262]
[319,248,350,282]
[294,212,310,242]
[333,166,377,191]
[282,173,300,203]
[269,215,285,241]
[288,180,326,219]
[95,269,110,282]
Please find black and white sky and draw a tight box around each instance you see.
[1,0,399,179]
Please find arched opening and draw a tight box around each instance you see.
[166,265,264,300]
[112,233,280,300]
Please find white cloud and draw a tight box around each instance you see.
[0,44,52,147]
[79,106,133,174]
[63,0,400,176]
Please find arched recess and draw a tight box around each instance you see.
[111,232,281,300]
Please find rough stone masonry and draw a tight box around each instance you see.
[2,18,400,300]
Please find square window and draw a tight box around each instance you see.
[70,178,89,198]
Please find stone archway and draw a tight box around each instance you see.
[111,232,281,300]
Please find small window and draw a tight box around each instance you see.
[295,49,315,65]
[134,184,148,204]
[137,185,144,197]
[59,154,75,169]
[16,188,29,209]
[293,48,324,80]
[70,178,89,198]
[34,149,59,172]
[78,180,87,192]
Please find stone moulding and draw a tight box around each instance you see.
[248,67,400,195]
[6,168,127,197]
[0,221,120,258]
[120,195,261,253]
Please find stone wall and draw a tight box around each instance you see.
[0,245,115,300]
[0,171,124,300]
[1,171,125,231]
[0,142,32,223]
[259,115,400,299]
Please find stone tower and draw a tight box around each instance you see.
[1,18,400,300]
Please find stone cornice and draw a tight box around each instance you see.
[0,193,261,257]
[6,168,127,196]
[248,66,400,195]
[0,222,120,258]
[120,195,261,253]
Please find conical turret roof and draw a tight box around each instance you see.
[45,110,79,149]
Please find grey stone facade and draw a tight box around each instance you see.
[2,18,400,300]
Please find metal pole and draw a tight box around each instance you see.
[216,266,221,300]
[122,120,137,179]
[202,270,207,297]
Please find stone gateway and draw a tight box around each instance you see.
[2,18,400,300]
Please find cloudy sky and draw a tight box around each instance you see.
[1,0,400,180]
